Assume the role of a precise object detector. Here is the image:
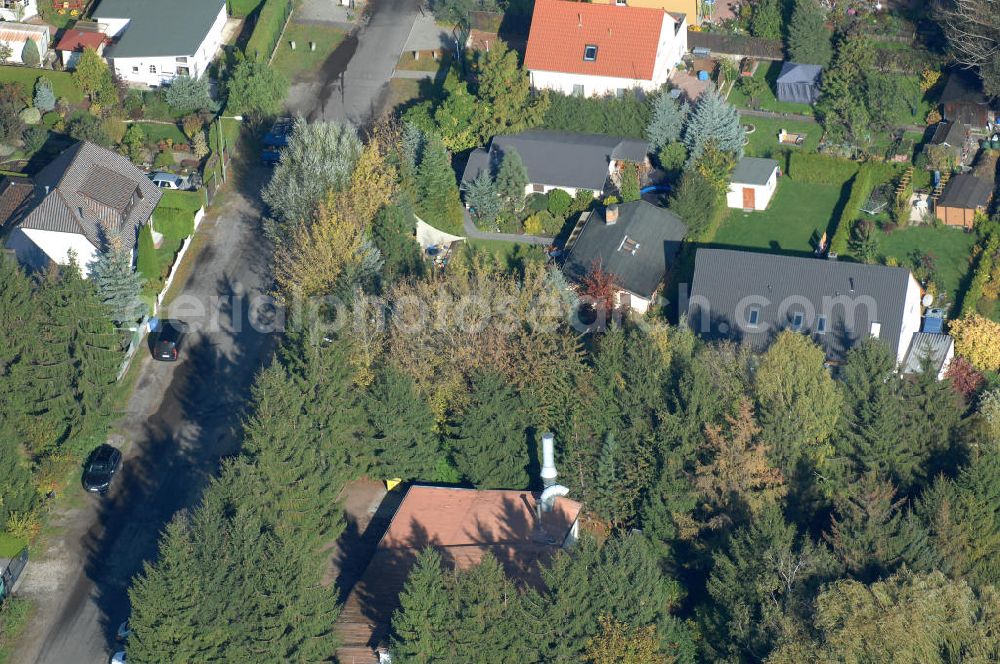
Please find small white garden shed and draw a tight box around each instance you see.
[727,156,779,211]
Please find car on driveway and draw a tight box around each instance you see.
[149,172,190,190]
[111,651,126,664]
[83,445,122,494]
[116,620,131,642]
[152,319,187,362]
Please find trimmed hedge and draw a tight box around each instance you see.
[788,153,860,185]
[541,91,652,139]
[960,232,999,317]
[829,163,880,256]
[228,0,265,18]
[246,0,293,62]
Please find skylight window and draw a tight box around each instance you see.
[816,315,827,335]
[747,307,760,328]
[618,235,641,255]
[583,45,598,61]
[791,312,804,330]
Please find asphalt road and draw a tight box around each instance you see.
[14,164,277,664]
[288,0,421,125]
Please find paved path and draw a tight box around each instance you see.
[14,165,277,664]
[286,0,422,126]
[462,207,552,245]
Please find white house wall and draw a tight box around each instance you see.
[13,228,98,277]
[726,170,778,211]
[896,274,923,364]
[0,29,49,66]
[529,13,684,98]
[100,4,226,86]
[95,16,131,38]
[0,0,38,20]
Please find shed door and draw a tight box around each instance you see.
[743,187,755,209]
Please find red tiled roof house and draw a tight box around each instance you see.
[56,29,108,70]
[524,0,687,98]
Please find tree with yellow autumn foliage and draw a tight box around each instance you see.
[950,314,1000,372]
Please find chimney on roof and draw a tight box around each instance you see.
[540,432,557,488]
[605,204,619,224]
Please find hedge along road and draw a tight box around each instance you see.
[286,0,422,125]
[12,164,278,664]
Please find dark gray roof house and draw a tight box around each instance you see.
[776,62,822,104]
[461,130,650,194]
[938,173,993,210]
[4,141,161,273]
[687,249,922,362]
[562,200,687,305]
[94,0,225,59]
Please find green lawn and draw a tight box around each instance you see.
[714,179,846,255]
[158,189,203,212]
[741,116,822,158]
[877,226,977,306]
[271,22,347,82]
[132,122,187,145]
[0,532,26,558]
[397,52,452,73]
[466,239,546,266]
[0,66,82,103]
[0,597,33,664]
[728,61,815,116]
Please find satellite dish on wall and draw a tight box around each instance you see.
[922,294,934,307]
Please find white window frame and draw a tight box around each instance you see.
[583,45,598,61]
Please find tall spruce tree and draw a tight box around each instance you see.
[450,371,529,489]
[464,170,502,225]
[682,89,745,163]
[88,229,147,327]
[823,473,938,582]
[363,367,441,481]
[786,0,833,66]
[416,133,462,223]
[391,548,453,663]
[647,92,688,152]
[495,148,529,214]
[704,505,835,662]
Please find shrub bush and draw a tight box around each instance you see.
[41,111,60,128]
[19,107,40,125]
[245,0,293,61]
[788,152,860,184]
[154,149,176,169]
[22,125,47,152]
[547,189,572,218]
[523,210,563,236]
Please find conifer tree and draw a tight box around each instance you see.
[704,505,835,662]
[682,90,744,162]
[495,147,529,214]
[449,554,528,661]
[474,40,548,141]
[823,473,938,582]
[21,38,40,68]
[646,92,687,152]
[363,367,441,481]
[786,0,833,66]
[592,432,632,528]
[33,76,55,112]
[416,133,462,223]
[372,204,423,280]
[464,171,501,225]
[391,548,453,663]
[750,0,782,39]
[88,229,147,327]
[450,371,529,489]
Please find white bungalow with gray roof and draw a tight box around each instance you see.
[93,0,227,87]
[727,156,779,211]
[4,141,161,277]
[687,249,923,364]
[461,130,650,200]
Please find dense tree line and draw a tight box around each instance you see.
[0,257,120,531]
[126,111,1000,662]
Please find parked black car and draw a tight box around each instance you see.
[153,320,187,362]
[82,445,122,494]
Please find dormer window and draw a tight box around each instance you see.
[583,45,598,61]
